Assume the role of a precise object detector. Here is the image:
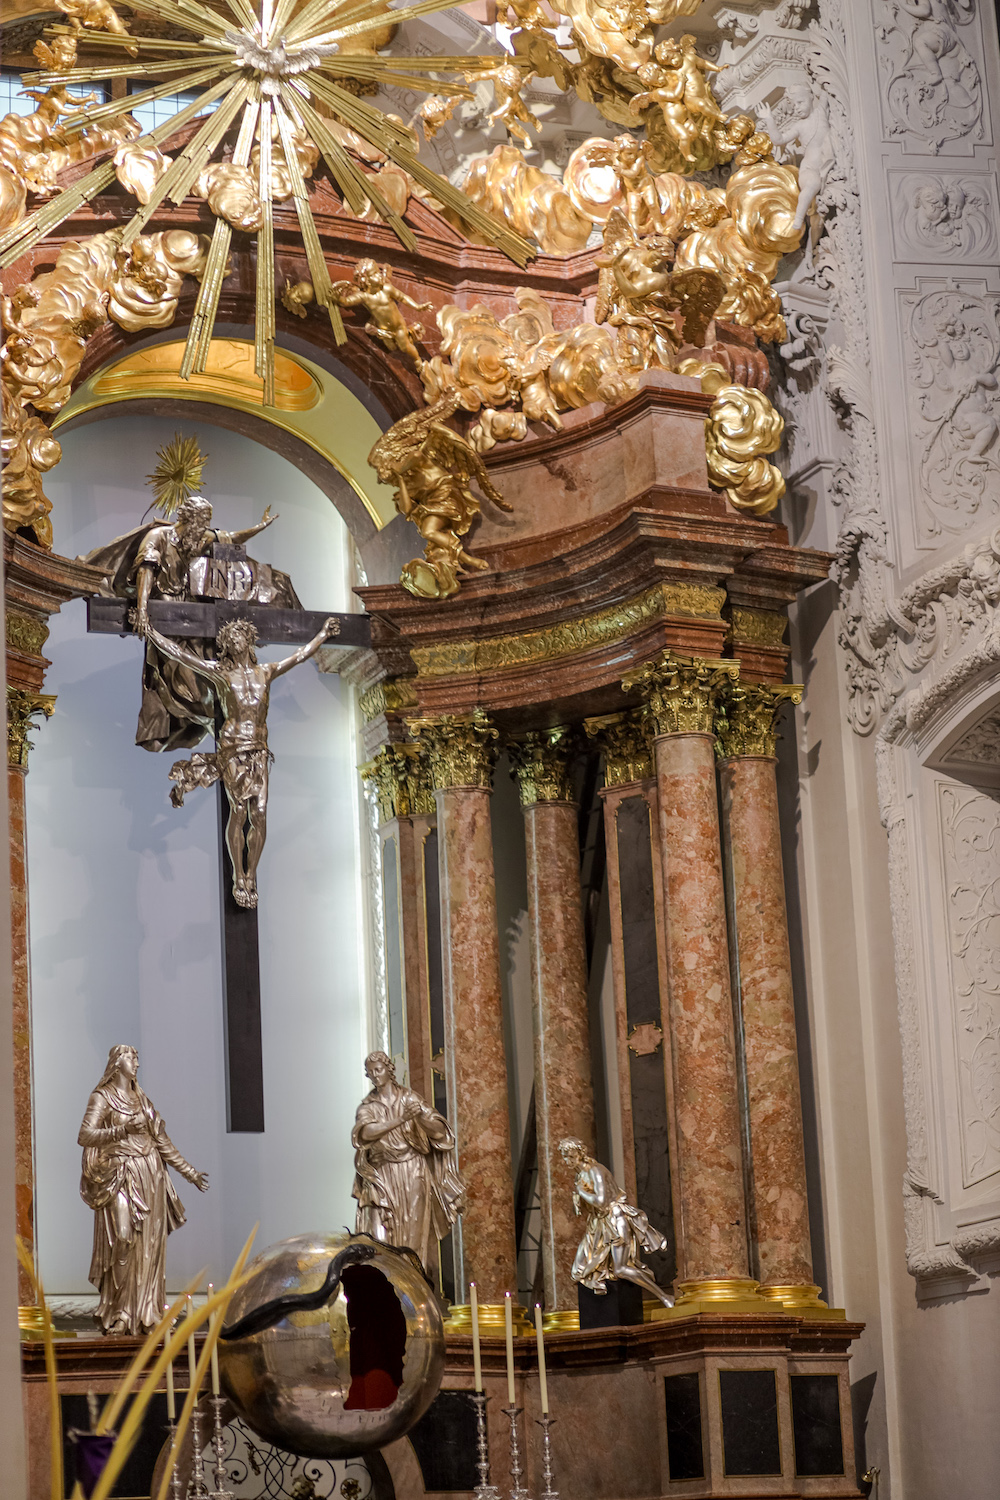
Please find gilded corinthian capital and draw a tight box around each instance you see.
[583,711,652,788]
[715,682,803,760]
[6,687,55,768]
[621,652,740,737]
[362,743,435,822]
[508,727,578,806]
[407,709,499,791]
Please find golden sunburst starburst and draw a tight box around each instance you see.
[1,0,535,402]
[146,431,208,514]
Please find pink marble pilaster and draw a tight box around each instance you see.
[523,799,597,1313]
[9,765,33,1306]
[720,754,813,1288]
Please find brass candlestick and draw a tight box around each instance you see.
[536,1415,558,1500]
[471,1392,501,1500]
[501,1404,532,1500]
[208,1395,233,1500]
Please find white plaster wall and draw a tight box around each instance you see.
[28,414,368,1294]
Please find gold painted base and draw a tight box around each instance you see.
[542,1309,580,1332]
[652,1277,773,1319]
[18,1305,47,1340]
[445,1302,533,1336]
[759,1284,847,1320]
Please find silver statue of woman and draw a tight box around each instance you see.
[558,1136,673,1308]
[145,614,338,909]
[352,1052,465,1273]
[79,1044,208,1335]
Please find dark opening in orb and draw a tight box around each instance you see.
[343,1262,407,1411]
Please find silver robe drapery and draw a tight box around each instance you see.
[351,1088,464,1271]
[78,1082,199,1334]
[571,1159,667,1292]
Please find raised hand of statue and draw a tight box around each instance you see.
[258,505,277,529]
[190,1170,210,1192]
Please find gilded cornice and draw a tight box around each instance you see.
[361,743,435,822]
[583,712,652,788]
[727,607,788,651]
[715,683,803,760]
[508,727,578,806]
[7,687,55,769]
[5,611,50,658]
[406,709,499,791]
[410,582,727,680]
[622,652,740,738]
[359,677,419,725]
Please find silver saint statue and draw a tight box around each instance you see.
[352,1051,465,1273]
[79,1044,208,1335]
[81,494,299,753]
[145,614,337,909]
[558,1137,674,1308]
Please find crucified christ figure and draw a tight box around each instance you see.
[144,615,338,909]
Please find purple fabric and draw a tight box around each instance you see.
[70,1431,116,1498]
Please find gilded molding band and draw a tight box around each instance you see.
[410,582,727,680]
[7,688,55,768]
[361,743,435,821]
[406,710,499,791]
[727,607,788,650]
[715,682,803,760]
[359,677,419,725]
[622,651,740,737]
[5,611,50,658]
[508,726,578,806]
[583,711,652,788]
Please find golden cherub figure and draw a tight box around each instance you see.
[410,94,462,140]
[332,258,432,368]
[497,0,553,30]
[55,0,138,54]
[486,62,538,148]
[595,210,723,370]
[612,133,662,236]
[368,393,514,600]
[630,34,726,163]
[280,279,315,319]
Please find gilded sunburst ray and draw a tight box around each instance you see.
[5,0,536,402]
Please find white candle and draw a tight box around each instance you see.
[504,1292,516,1407]
[208,1284,220,1396]
[165,1337,175,1421]
[186,1295,197,1390]
[470,1282,483,1394]
[534,1305,548,1415]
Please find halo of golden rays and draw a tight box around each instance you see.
[3,0,536,402]
[146,431,208,515]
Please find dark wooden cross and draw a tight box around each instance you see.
[87,594,371,1132]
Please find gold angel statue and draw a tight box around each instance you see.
[630,34,727,164]
[332,259,432,368]
[368,394,513,600]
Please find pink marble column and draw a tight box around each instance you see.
[8,763,33,1308]
[718,685,817,1299]
[411,713,519,1313]
[623,655,753,1299]
[512,731,597,1316]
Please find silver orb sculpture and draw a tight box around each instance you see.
[219,1232,445,1459]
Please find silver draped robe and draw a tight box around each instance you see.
[351,1088,464,1272]
[571,1159,667,1292]
[78,1081,200,1334]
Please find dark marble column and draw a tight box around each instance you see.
[509,729,596,1321]
[717,684,825,1311]
[409,711,523,1326]
[623,653,765,1313]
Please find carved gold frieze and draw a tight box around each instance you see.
[359,678,419,725]
[407,709,499,791]
[7,687,55,768]
[411,582,726,680]
[508,727,578,806]
[727,607,788,650]
[622,650,740,737]
[362,742,435,821]
[715,682,802,760]
[583,711,652,787]
[5,611,50,658]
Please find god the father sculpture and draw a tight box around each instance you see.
[352,1051,465,1273]
[79,1044,208,1335]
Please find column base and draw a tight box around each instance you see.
[18,1305,47,1339]
[444,1302,533,1335]
[651,1278,774,1319]
[542,1308,580,1332]
[758,1283,847,1320]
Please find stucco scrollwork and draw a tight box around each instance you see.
[904,287,1000,539]
[877,0,983,153]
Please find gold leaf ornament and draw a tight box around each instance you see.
[695,365,785,516]
[145,433,208,516]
